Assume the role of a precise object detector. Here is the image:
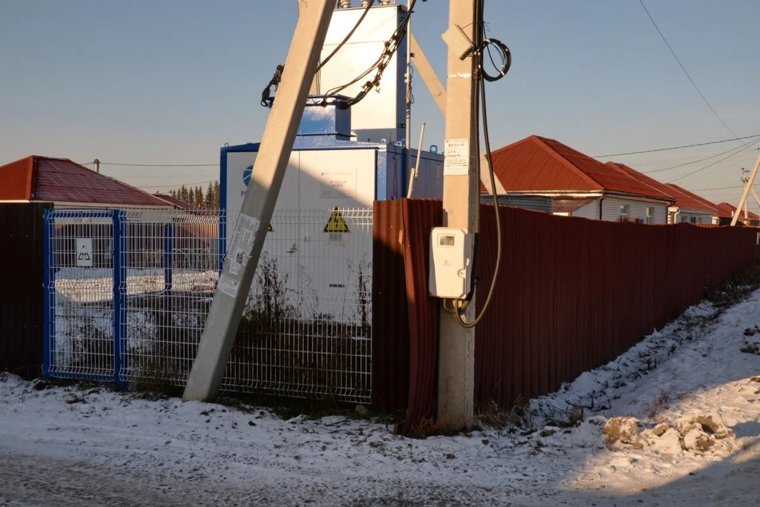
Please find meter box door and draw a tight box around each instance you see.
[428,227,474,299]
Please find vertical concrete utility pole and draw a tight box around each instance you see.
[731,154,760,226]
[183,0,335,402]
[438,0,479,430]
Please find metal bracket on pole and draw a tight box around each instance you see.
[183,0,335,402]
[731,154,760,226]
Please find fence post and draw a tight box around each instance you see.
[42,209,54,378]
[112,210,126,386]
[163,223,173,291]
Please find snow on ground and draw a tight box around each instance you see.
[2,291,759,506]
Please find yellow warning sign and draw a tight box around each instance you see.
[323,207,349,233]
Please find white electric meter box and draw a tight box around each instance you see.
[429,227,474,299]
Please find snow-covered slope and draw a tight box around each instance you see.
[1,290,759,506]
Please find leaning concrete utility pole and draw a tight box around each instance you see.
[437,0,479,430]
[731,154,760,226]
[183,0,335,402]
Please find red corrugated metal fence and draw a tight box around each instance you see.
[372,199,760,429]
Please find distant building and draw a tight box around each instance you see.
[715,202,760,226]
[605,162,717,224]
[0,155,171,209]
[662,184,719,225]
[485,136,673,223]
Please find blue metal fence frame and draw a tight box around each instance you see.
[43,209,124,384]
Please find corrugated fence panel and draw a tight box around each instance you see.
[372,200,409,410]
[400,199,442,432]
[475,206,760,408]
[0,203,50,376]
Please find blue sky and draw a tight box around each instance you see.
[1,1,759,207]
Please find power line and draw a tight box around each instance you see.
[670,138,760,183]
[140,179,217,190]
[639,0,737,138]
[691,184,742,191]
[594,134,760,158]
[96,161,217,167]
[641,137,760,174]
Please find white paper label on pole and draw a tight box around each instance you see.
[217,274,240,298]
[75,238,93,267]
[229,247,248,276]
[228,213,259,276]
[232,213,259,252]
[443,138,471,175]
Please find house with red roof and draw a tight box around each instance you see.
[715,202,759,226]
[606,162,718,225]
[0,155,172,209]
[486,136,673,223]
[661,183,719,225]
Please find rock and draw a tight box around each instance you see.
[681,427,714,452]
[651,422,670,437]
[603,417,639,447]
[539,428,555,437]
[692,414,734,440]
[355,404,369,417]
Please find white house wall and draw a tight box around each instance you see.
[569,200,599,220]
[668,207,715,225]
[600,197,668,224]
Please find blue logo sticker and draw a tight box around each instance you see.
[243,165,252,187]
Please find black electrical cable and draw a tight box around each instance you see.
[453,0,509,328]
[316,0,374,72]
[260,2,375,108]
[323,0,416,107]
[479,38,511,82]
[260,64,284,108]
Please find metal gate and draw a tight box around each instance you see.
[43,207,372,403]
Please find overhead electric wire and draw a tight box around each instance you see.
[315,0,374,72]
[594,134,760,158]
[87,161,218,167]
[641,136,760,174]
[639,0,737,138]
[691,184,743,192]
[141,179,217,190]
[670,138,760,183]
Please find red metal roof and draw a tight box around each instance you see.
[715,202,759,220]
[0,156,35,200]
[489,136,670,201]
[604,162,675,202]
[663,183,718,214]
[0,155,169,207]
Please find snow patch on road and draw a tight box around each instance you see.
[2,290,759,505]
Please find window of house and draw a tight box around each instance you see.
[618,204,631,222]
[645,207,654,224]
[619,204,630,222]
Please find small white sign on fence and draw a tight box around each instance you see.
[75,238,93,267]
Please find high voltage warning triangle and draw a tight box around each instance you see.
[323,207,349,233]
[78,247,91,262]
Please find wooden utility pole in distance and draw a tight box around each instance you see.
[732,154,760,226]
[437,0,479,431]
[183,0,335,402]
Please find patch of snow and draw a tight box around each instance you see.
[2,290,760,505]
